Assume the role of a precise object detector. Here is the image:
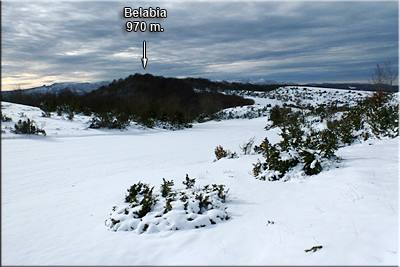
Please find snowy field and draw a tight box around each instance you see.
[1,87,398,265]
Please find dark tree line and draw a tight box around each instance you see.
[1,73,258,125]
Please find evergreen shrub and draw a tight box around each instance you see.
[12,118,46,136]
[105,176,230,234]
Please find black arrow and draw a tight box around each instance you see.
[141,40,148,69]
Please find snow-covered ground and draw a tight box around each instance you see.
[1,87,398,265]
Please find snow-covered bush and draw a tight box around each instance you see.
[300,150,323,175]
[269,105,293,126]
[12,118,46,136]
[41,111,51,117]
[160,178,174,197]
[212,105,269,121]
[67,111,74,121]
[324,93,398,142]
[56,106,63,116]
[89,110,130,129]
[182,174,196,189]
[142,118,192,131]
[253,90,398,182]
[214,145,228,160]
[1,113,12,122]
[105,177,230,234]
[253,126,340,181]
[365,99,398,138]
[55,104,73,116]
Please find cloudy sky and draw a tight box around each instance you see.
[2,1,398,90]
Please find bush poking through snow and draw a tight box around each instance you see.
[300,150,323,176]
[208,184,229,203]
[160,178,174,197]
[269,105,294,127]
[124,181,157,218]
[214,145,228,160]
[89,110,130,129]
[56,107,63,116]
[12,118,46,136]
[214,145,238,161]
[1,113,12,122]
[254,117,340,181]
[41,111,51,117]
[212,105,269,121]
[105,176,230,234]
[67,111,75,121]
[183,174,196,189]
[366,100,398,138]
[253,90,398,182]
[254,138,270,158]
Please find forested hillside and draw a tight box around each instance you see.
[1,74,260,127]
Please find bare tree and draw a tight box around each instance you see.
[239,136,255,155]
[383,60,398,91]
[369,64,386,91]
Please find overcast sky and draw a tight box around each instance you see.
[2,1,398,90]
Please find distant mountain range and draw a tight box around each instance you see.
[3,81,112,96]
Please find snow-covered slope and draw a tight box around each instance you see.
[1,87,398,265]
[213,78,286,85]
[213,86,375,121]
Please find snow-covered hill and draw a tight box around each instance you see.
[213,78,287,85]
[1,86,398,265]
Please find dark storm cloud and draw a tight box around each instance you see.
[2,1,398,89]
